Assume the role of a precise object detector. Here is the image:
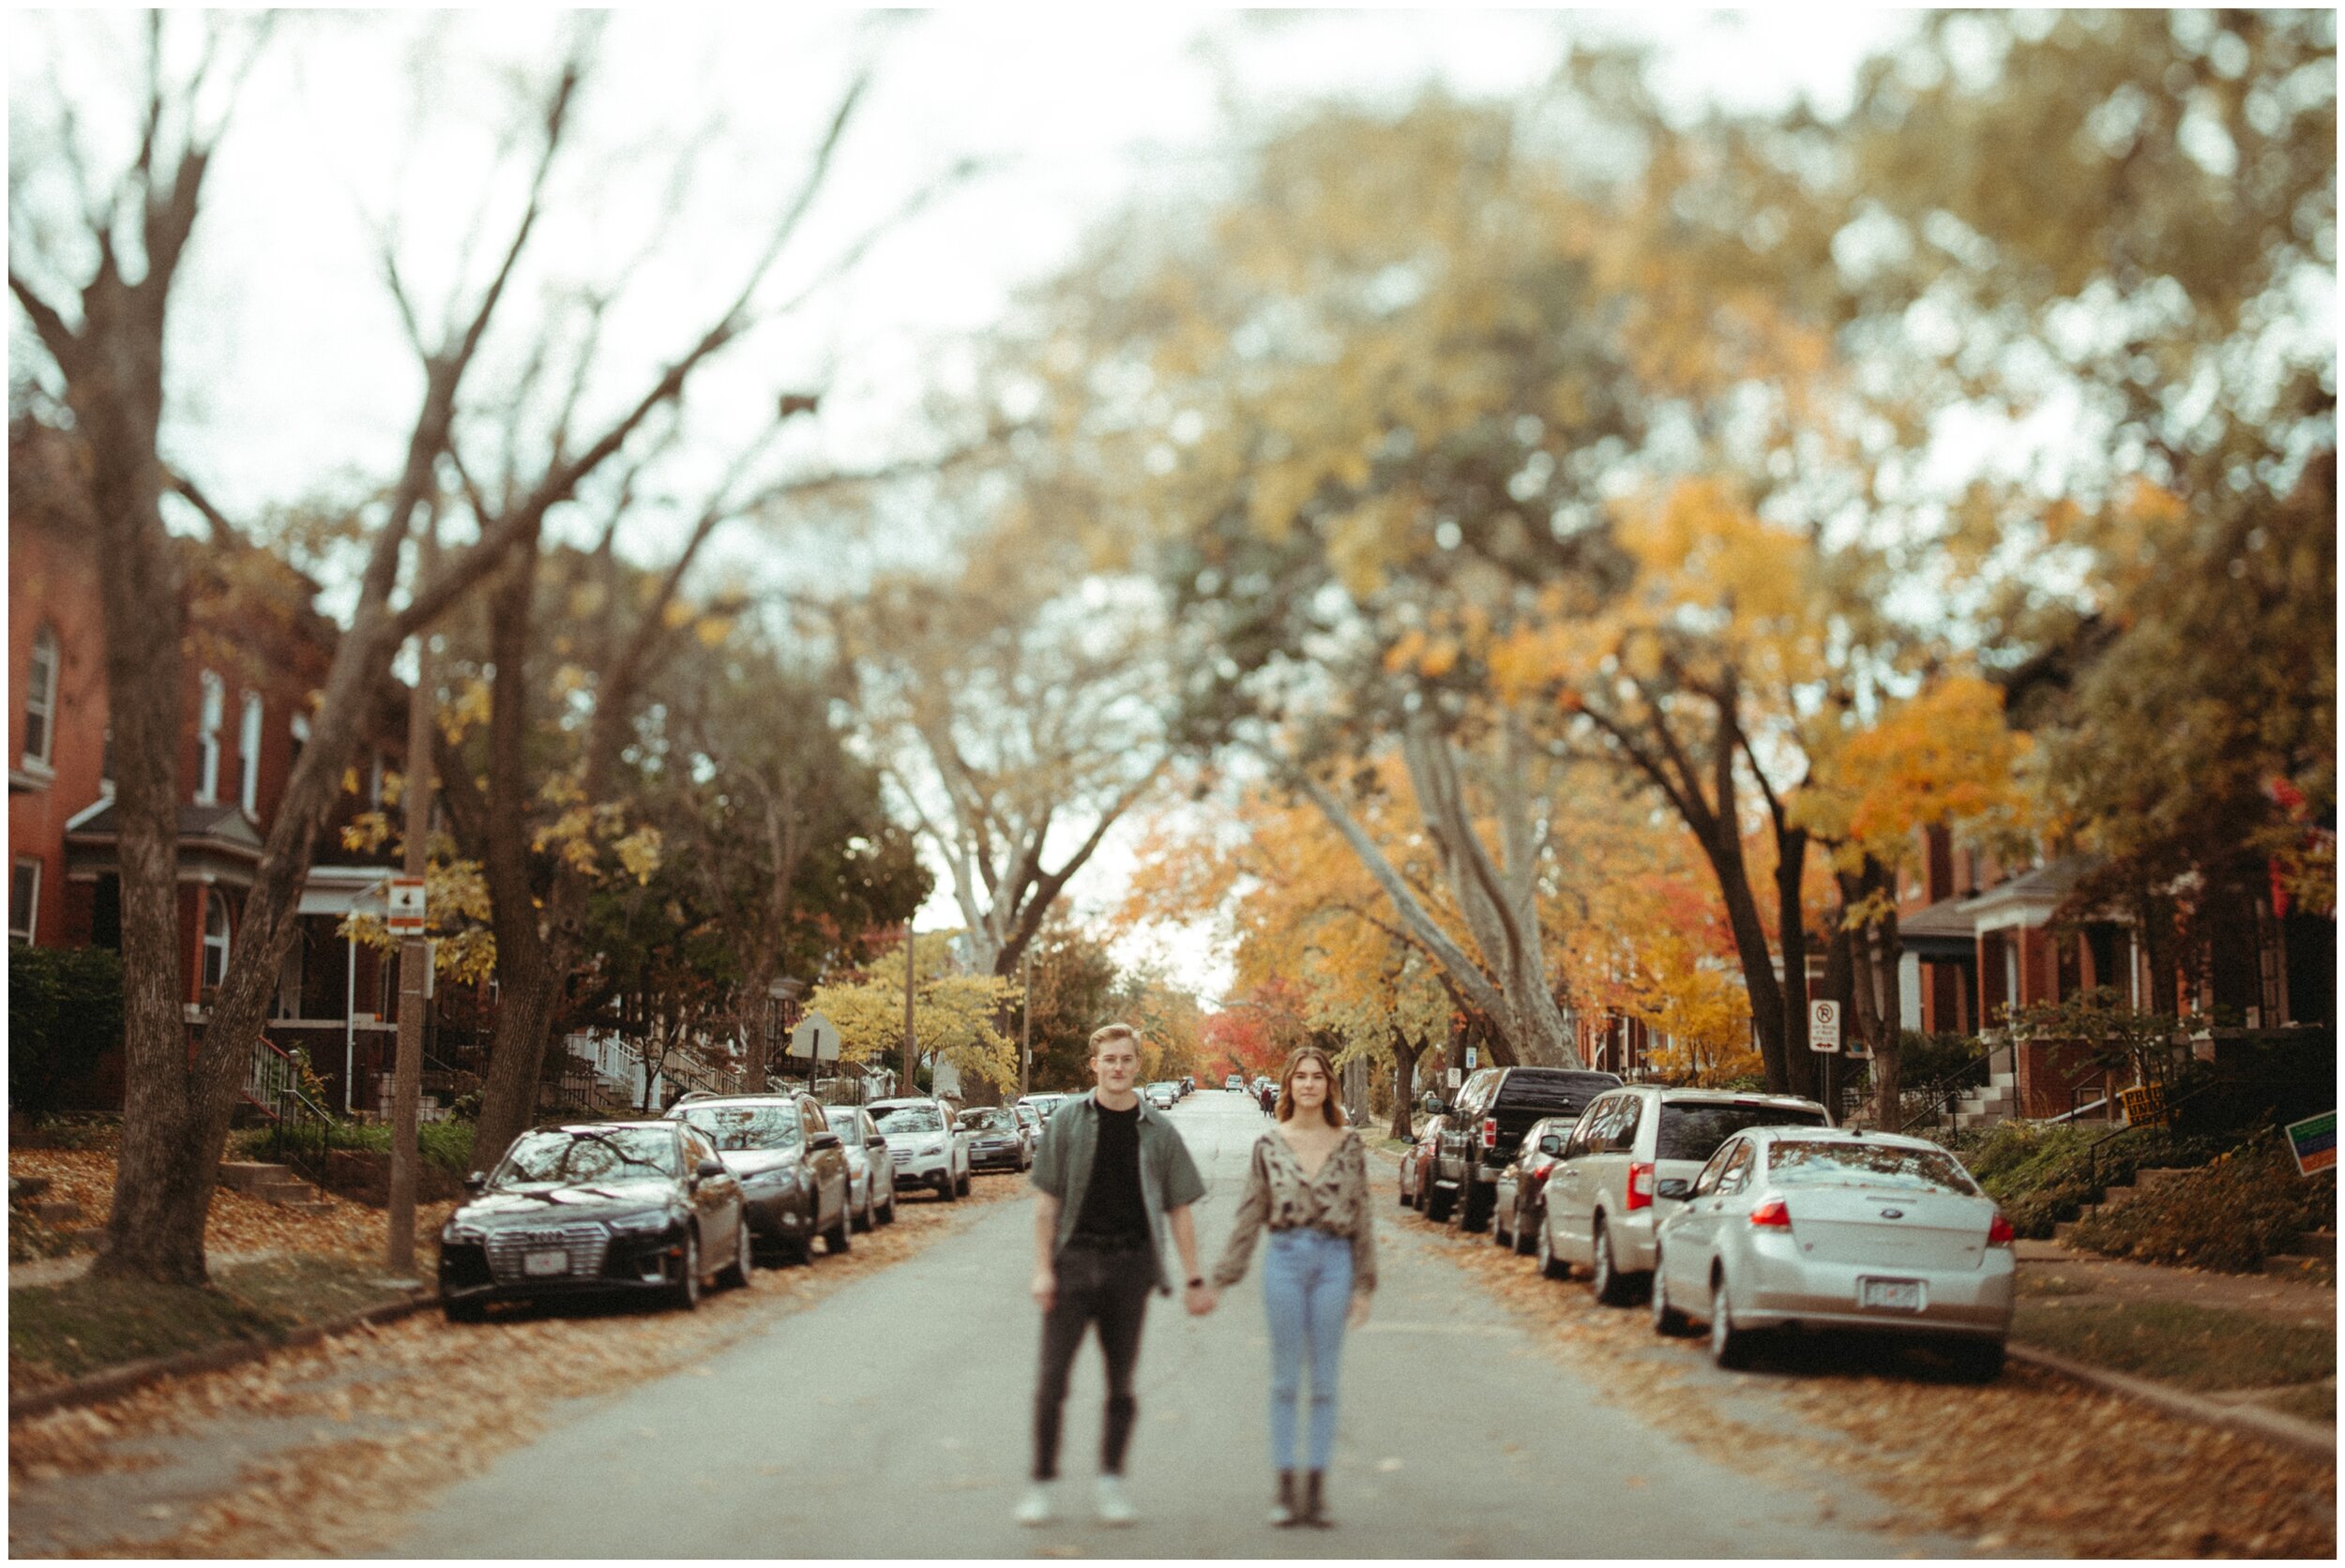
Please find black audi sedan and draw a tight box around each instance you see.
[668,1093,852,1265]
[438,1121,750,1321]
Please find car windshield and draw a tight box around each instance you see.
[494,1127,678,1185]
[1500,1072,1620,1113]
[823,1108,862,1133]
[1767,1140,1980,1195]
[675,1105,802,1152]
[959,1109,1015,1133]
[1657,1103,1829,1163]
[870,1104,943,1135]
[1014,1106,1039,1124]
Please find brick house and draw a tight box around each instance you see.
[8,418,413,1114]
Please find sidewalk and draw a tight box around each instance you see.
[2013,1238,2333,1325]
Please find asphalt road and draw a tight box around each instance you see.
[389,1091,1911,1558]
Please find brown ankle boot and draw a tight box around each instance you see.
[1269,1470,1296,1527]
[1302,1469,1329,1527]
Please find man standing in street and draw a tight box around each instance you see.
[1019,1023,1209,1528]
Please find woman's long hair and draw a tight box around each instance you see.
[1276,1047,1346,1129]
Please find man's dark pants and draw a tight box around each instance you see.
[1033,1240,1155,1481]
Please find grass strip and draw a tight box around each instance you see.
[9,1255,411,1390]
[2013,1299,2336,1393]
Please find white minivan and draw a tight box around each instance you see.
[1539,1087,1831,1304]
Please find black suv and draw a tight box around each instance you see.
[1429,1065,1622,1230]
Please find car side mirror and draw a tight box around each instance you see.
[695,1158,725,1181]
[867,1136,887,1151]
[810,1131,841,1151]
[1424,1098,1446,1117]
[463,1170,487,1194]
[1657,1178,1692,1200]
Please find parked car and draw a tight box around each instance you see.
[1145,1080,1178,1110]
[1490,1116,1579,1255]
[1180,1076,1196,1097]
[1226,1074,1246,1093]
[1020,1093,1071,1151]
[1540,1088,1833,1303]
[824,1104,899,1230]
[438,1121,750,1320]
[1399,1114,1450,1212]
[671,1093,853,1264]
[1428,1066,1622,1230]
[867,1096,972,1199]
[1011,1100,1043,1161]
[958,1106,1030,1172]
[1650,1128,2014,1380]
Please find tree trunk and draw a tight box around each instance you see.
[1775,824,1817,1101]
[1386,1030,1417,1139]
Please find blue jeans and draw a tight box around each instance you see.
[1263,1227,1352,1471]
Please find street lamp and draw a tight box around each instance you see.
[768,976,806,1088]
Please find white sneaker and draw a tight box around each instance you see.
[1014,1482,1056,1527]
[1096,1474,1138,1526]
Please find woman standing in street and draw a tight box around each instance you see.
[1208,1046,1376,1528]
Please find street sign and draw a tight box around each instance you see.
[1446,1067,1462,1088]
[386,876,427,935]
[1464,1047,1477,1070]
[1808,1000,1841,1053]
[787,1010,841,1062]
[2285,1110,2336,1176]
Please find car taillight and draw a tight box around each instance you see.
[1987,1214,2015,1247]
[1626,1162,1655,1213]
[1481,1118,1497,1150]
[1747,1198,1792,1229]
[1529,1160,1554,1183]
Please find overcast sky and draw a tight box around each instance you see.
[11,8,1919,1001]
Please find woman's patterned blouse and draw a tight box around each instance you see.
[1210,1126,1377,1295]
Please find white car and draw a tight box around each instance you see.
[865,1097,972,1201]
[1144,1081,1178,1110]
[823,1104,898,1229]
[1539,1087,1831,1303]
[1650,1128,2015,1381]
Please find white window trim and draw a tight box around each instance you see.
[196,670,224,805]
[202,887,233,989]
[23,625,58,771]
[238,690,265,816]
[10,855,40,944]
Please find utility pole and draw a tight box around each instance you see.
[385,516,436,1277]
[1021,945,1033,1099]
[900,924,917,1097]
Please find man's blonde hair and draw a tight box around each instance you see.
[1089,1023,1141,1057]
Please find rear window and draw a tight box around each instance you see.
[1766,1140,1979,1195]
[1496,1071,1620,1114]
[1656,1103,1828,1163]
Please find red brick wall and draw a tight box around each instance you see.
[9,518,112,947]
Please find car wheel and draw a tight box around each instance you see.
[1460,1184,1491,1234]
[1650,1251,1692,1336]
[1945,1338,2006,1383]
[670,1230,703,1312]
[1593,1217,1636,1307]
[1709,1274,1754,1369]
[1536,1216,1570,1281]
[957,1167,972,1197]
[1425,1179,1455,1223]
[719,1214,753,1289]
[937,1172,958,1202]
[852,1184,874,1234]
[442,1295,486,1324]
[1514,1203,1538,1256]
[878,1188,897,1226]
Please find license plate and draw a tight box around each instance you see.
[1858,1276,1923,1312]
[523,1249,569,1276]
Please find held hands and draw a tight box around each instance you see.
[1184,1281,1219,1317]
[1348,1291,1370,1331]
[1032,1269,1056,1313]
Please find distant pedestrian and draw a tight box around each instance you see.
[1204,1046,1376,1529]
[1018,1023,1211,1529]
[1258,1083,1275,1117]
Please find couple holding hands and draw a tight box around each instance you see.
[1020,1025,1376,1530]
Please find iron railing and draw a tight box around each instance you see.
[1895,1036,2009,1136]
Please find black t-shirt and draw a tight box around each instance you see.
[1072,1100,1148,1245]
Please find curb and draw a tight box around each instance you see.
[2005,1342,2336,1461]
[8,1289,436,1425]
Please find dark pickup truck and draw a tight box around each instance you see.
[1428,1065,1621,1230]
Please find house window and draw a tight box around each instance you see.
[196,671,225,803]
[23,625,58,770]
[10,857,40,944]
[238,691,264,815]
[201,888,232,990]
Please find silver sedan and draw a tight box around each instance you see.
[824,1105,898,1230]
[1649,1129,2015,1381]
